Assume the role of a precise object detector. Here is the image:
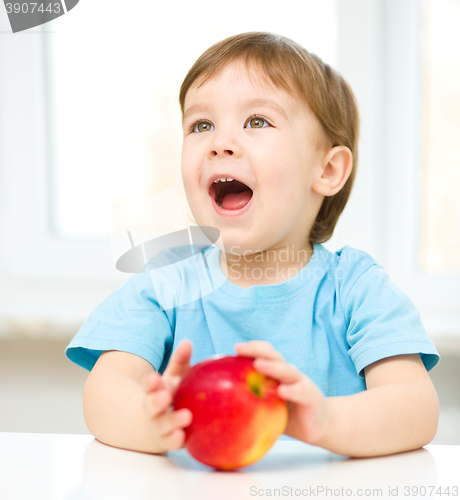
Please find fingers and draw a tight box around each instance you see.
[142,370,164,394]
[143,382,193,452]
[253,357,302,385]
[277,377,323,406]
[145,380,192,452]
[143,340,193,395]
[235,340,285,361]
[236,342,320,406]
[154,407,192,438]
[140,342,195,453]
[163,340,193,384]
[143,378,192,427]
[253,357,324,406]
[157,428,187,452]
[144,387,167,417]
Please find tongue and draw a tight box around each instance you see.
[221,190,252,210]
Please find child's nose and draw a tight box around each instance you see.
[208,130,240,158]
[210,149,233,156]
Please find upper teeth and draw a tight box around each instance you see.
[213,177,233,183]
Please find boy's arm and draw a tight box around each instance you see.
[83,343,193,454]
[237,342,439,458]
[313,354,439,457]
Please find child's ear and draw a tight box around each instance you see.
[312,146,353,197]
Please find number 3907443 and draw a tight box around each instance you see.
[5,3,62,14]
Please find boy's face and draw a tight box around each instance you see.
[181,62,329,256]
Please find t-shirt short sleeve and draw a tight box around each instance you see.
[65,269,175,372]
[338,248,440,378]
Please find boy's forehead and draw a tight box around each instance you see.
[197,61,278,91]
[184,62,305,116]
[186,67,272,101]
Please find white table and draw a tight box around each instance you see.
[0,433,459,500]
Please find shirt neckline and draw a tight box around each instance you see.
[204,243,327,300]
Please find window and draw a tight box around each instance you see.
[420,0,460,272]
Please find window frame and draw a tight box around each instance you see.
[0,22,126,331]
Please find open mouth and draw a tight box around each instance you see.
[209,179,253,211]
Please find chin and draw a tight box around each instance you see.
[220,238,265,257]
[189,207,265,257]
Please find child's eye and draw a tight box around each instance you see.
[190,120,214,133]
[245,115,270,129]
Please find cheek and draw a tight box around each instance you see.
[254,140,299,197]
[181,145,200,194]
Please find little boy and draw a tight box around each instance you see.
[66,32,440,458]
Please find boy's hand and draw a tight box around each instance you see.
[141,340,193,453]
[235,341,331,445]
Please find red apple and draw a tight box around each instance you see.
[173,355,288,470]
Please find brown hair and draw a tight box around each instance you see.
[179,32,360,244]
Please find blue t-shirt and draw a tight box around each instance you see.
[65,244,440,397]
